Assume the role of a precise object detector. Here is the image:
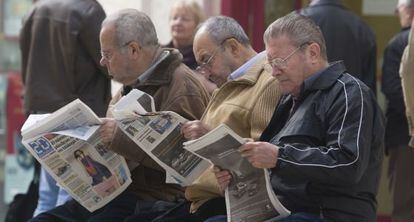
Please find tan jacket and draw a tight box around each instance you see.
[108,49,210,202]
[400,21,414,147]
[185,56,281,212]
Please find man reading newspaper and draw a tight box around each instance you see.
[178,16,282,222]
[213,13,384,222]
[30,9,209,222]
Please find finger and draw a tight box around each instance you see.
[215,171,231,179]
[240,149,254,158]
[243,138,254,143]
[212,166,221,172]
[217,174,232,184]
[181,121,196,131]
[100,117,111,123]
[239,143,254,152]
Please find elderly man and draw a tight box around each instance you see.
[30,9,209,222]
[214,13,384,222]
[171,16,281,221]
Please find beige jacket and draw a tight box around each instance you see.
[185,56,281,212]
[400,21,414,147]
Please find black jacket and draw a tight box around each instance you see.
[261,61,385,222]
[301,0,377,95]
[20,0,111,116]
[381,27,410,151]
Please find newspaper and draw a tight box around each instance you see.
[183,124,290,222]
[21,99,132,212]
[112,89,211,186]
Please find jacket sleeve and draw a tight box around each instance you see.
[250,78,281,140]
[382,38,406,115]
[162,70,209,121]
[273,80,378,186]
[79,3,108,76]
[105,89,162,171]
[400,24,414,140]
[361,36,377,96]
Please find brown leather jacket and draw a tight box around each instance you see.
[108,48,210,202]
[20,0,111,116]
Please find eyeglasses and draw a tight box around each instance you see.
[263,42,309,73]
[196,37,234,73]
[101,40,134,61]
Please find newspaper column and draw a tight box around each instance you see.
[4,72,34,203]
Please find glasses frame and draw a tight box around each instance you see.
[101,40,134,62]
[264,42,309,73]
[196,37,235,73]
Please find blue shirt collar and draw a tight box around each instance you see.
[228,51,266,80]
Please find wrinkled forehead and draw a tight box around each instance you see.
[193,32,217,60]
[265,36,296,60]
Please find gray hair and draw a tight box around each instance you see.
[196,16,250,47]
[264,12,327,60]
[102,9,159,49]
[398,0,414,8]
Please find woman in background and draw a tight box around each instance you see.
[165,1,204,69]
[165,1,218,94]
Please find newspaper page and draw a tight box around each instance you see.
[183,124,290,222]
[21,99,132,212]
[112,89,211,186]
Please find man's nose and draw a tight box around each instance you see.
[271,67,282,77]
[100,57,107,67]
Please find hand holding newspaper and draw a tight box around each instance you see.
[111,89,211,186]
[183,124,290,222]
[21,99,132,212]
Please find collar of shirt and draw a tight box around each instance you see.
[228,51,266,80]
[138,50,170,82]
[295,61,345,100]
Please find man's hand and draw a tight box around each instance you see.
[239,142,279,168]
[181,120,211,140]
[213,166,232,195]
[99,118,117,144]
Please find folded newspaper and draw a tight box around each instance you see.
[111,89,211,186]
[21,99,132,212]
[183,124,290,222]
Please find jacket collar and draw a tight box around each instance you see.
[121,48,183,95]
[137,48,182,85]
[309,0,345,8]
[299,61,346,98]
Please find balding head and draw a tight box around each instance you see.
[195,16,250,47]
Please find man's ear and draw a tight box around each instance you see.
[225,38,241,57]
[129,41,141,58]
[307,42,321,64]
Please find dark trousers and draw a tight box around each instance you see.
[204,212,325,222]
[150,197,226,222]
[29,191,138,222]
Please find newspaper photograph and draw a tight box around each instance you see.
[113,89,211,186]
[183,124,290,222]
[21,99,132,212]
